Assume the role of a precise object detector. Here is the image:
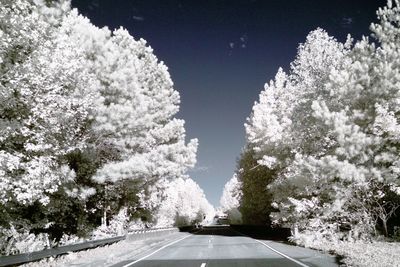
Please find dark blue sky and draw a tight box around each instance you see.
[71,0,386,206]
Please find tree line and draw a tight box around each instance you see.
[0,0,212,255]
[221,0,400,244]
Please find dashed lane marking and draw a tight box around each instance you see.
[200,263,207,267]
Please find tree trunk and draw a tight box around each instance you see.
[102,209,107,227]
[382,219,388,237]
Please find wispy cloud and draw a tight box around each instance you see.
[132,15,145,22]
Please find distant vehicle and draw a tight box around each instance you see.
[214,213,229,225]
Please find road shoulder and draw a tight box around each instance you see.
[23,232,190,267]
[257,240,339,267]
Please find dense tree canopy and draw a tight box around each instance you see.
[236,0,400,244]
[156,177,215,227]
[0,0,207,255]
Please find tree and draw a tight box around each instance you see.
[245,67,292,170]
[306,0,400,237]
[235,148,276,225]
[220,173,243,224]
[0,0,202,253]
[155,177,214,227]
[243,1,400,242]
[46,8,199,227]
[0,0,101,248]
[244,29,350,230]
[0,0,95,207]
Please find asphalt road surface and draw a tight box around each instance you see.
[112,226,338,267]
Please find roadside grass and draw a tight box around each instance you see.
[304,240,400,266]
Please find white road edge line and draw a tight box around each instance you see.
[255,239,310,267]
[200,263,206,267]
[121,234,192,267]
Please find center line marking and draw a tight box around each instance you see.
[200,263,206,267]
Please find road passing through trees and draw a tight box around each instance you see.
[111,226,338,267]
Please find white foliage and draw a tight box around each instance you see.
[245,1,400,241]
[155,177,214,227]
[0,0,199,210]
[0,1,207,252]
[220,173,242,211]
[92,207,130,238]
[0,0,95,205]
[59,12,198,184]
[219,173,243,224]
[0,225,51,255]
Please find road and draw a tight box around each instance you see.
[111,226,338,267]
